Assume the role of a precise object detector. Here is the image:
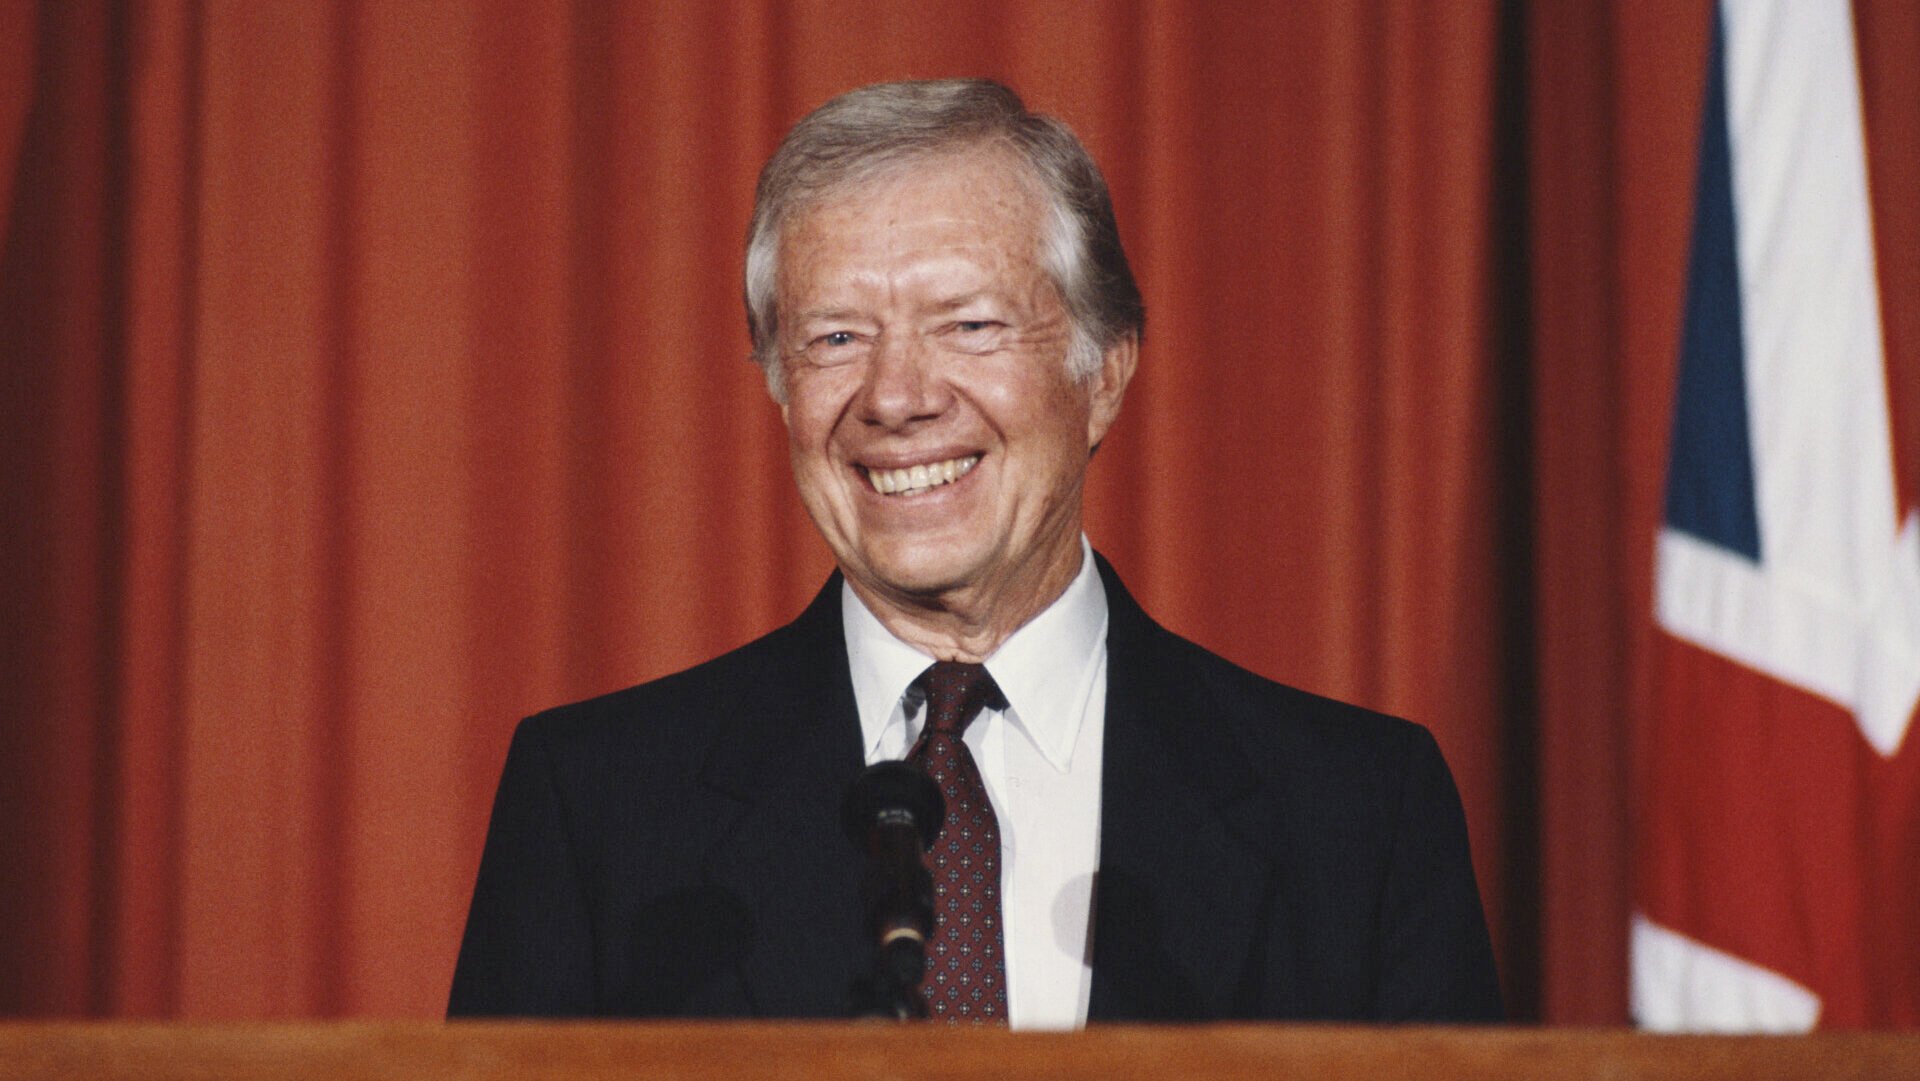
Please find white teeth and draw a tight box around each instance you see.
[866,455,979,496]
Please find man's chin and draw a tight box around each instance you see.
[844,553,984,606]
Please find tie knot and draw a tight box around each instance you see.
[915,661,1002,737]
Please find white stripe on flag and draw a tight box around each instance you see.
[1631,915,1821,1032]
[1656,521,1920,757]
[1637,0,1915,1031]
[1656,0,1920,757]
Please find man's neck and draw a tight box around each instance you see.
[844,538,1087,663]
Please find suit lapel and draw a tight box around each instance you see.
[698,577,870,1017]
[688,560,1276,1020]
[1088,556,1276,1020]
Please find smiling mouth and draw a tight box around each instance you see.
[864,454,981,496]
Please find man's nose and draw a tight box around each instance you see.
[857,332,946,428]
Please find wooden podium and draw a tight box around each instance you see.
[3,1022,1917,1080]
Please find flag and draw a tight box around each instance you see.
[1632,0,1920,1030]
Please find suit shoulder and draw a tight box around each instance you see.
[514,609,825,764]
[1096,552,1436,789]
[1168,627,1422,742]
[1146,625,1441,799]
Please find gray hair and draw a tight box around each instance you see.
[744,79,1144,401]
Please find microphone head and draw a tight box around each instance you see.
[842,760,945,848]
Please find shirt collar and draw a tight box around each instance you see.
[842,538,1108,770]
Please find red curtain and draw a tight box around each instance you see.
[3,0,1912,1022]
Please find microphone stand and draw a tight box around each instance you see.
[842,761,944,1020]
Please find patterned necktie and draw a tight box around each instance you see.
[906,661,1009,1021]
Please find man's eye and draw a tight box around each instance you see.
[818,331,856,347]
[955,321,996,333]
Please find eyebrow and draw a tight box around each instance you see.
[929,291,1004,313]
[791,308,870,325]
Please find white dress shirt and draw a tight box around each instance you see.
[842,539,1108,1031]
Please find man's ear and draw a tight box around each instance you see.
[1086,332,1139,450]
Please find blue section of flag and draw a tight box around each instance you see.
[1666,7,1763,562]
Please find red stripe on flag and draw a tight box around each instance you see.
[1853,0,1920,517]
[1640,632,1920,1027]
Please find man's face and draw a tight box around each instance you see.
[774,149,1132,614]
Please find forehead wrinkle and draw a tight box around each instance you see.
[779,152,1053,323]
[807,252,1008,310]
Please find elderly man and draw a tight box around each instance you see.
[450,79,1502,1028]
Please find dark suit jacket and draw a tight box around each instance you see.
[449,556,1503,1021]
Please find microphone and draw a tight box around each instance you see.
[841,760,944,1017]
